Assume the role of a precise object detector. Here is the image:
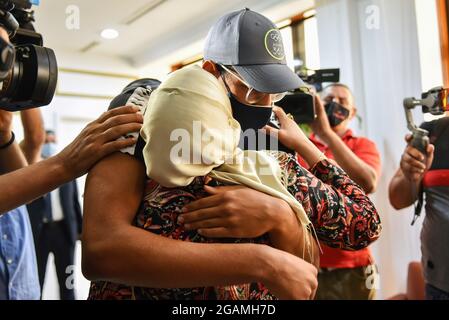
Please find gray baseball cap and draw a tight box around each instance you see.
[204,8,304,94]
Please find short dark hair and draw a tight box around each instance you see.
[109,78,161,111]
[323,83,353,94]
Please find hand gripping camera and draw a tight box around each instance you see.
[276,68,340,124]
[403,87,449,154]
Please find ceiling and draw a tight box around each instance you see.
[33,0,314,68]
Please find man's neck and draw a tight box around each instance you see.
[314,128,349,146]
[334,127,349,138]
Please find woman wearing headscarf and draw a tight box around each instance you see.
[85,65,381,300]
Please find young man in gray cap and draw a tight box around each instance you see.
[202,8,304,152]
[82,9,379,300]
[204,8,302,94]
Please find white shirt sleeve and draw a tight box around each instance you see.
[50,188,64,221]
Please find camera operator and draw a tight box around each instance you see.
[389,111,449,300]
[0,26,143,299]
[0,26,144,214]
[300,83,381,300]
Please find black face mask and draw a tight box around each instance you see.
[221,76,272,132]
[228,93,273,132]
[324,102,350,127]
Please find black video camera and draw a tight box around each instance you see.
[421,87,448,115]
[0,0,58,111]
[276,68,340,124]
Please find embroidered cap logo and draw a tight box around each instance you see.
[264,29,285,60]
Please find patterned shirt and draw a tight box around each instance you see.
[88,151,381,300]
[306,130,382,268]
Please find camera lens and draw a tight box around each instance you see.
[0,44,58,111]
[0,37,15,81]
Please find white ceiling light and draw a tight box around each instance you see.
[101,28,119,40]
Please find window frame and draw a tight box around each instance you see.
[437,0,449,87]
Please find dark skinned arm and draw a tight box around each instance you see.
[19,108,45,165]
[81,152,318,299]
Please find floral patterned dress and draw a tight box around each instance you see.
[88,151,381,300]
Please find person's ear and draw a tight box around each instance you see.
[350,106,357,120]
[202,60,220,78]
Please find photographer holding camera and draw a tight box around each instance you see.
[0,13,143,212]
[389,89,449,300]
[300,83,382,300]
[0,2,143,299]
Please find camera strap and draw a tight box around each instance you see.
[411,183,424,226]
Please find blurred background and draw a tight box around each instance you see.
[11,0,449,299]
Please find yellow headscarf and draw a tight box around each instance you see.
[141,65,315,259]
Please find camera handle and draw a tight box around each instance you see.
[0,7,19,37]
[403,97,430,226]
[403,98,430,154]
[410,129,430,155]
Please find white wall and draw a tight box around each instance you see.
[316,0,443,299]
[415,0,445,123]
[415,0,444,91]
